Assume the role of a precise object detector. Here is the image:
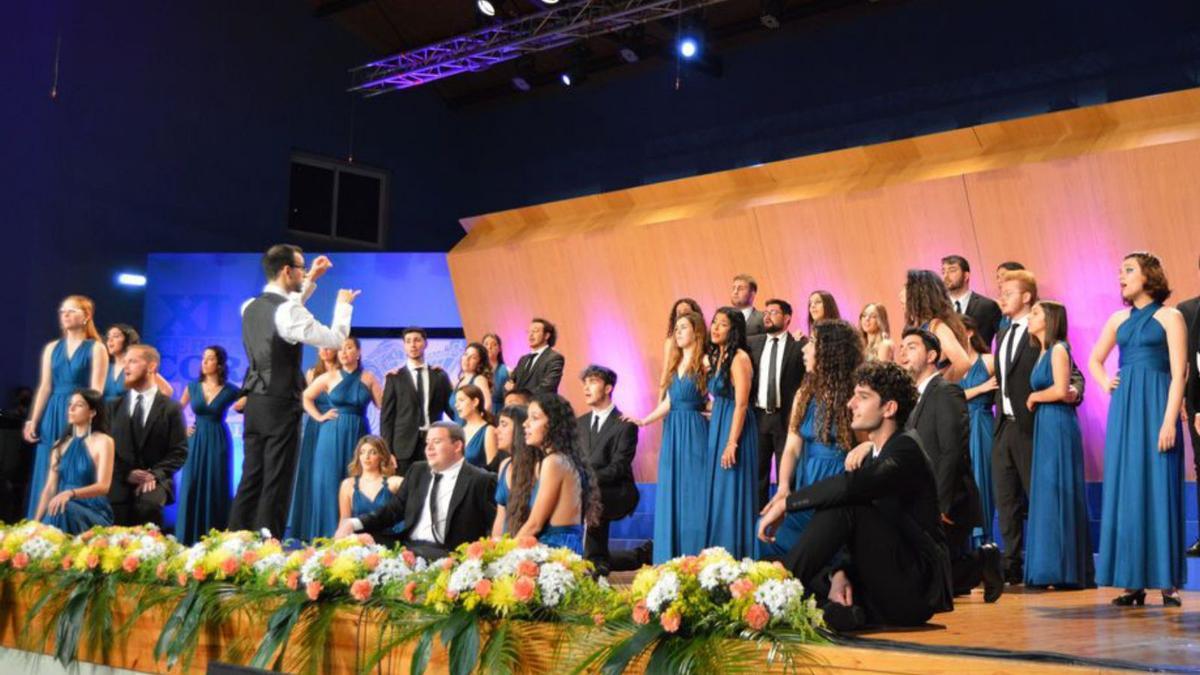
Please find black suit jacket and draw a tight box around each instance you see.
[962,293,1003,347]
[994,323,1086,435]
[576,408,639,521]
[106,392,188,505]
[359,460,497,550]
[509,348,565,395]
[744,308,766,337]
[748,333,807,422]
[381,366,455,462]
[1179,295,1200,413]
[906,375,982,528]
[786,430,953,614]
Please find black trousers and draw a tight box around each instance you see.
[228,394,301,537]
[1188,402,1200,536]
[111,483,169,528]
[756,409,788,510]
[946,521,982,593]
[394,430,427,477]
[584,518,643,574]
[785,504,934,628]
[992,417,1033,576]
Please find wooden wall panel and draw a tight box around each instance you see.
[449,88,1200,482]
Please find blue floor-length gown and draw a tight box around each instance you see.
[495,461,584,553]
[350,476,403,533]
[103,362,126,403]
[300,369,371,540]
[27,339,95,519]
[704,369,759,560]
[652,373,710,563]
[959,356,996,547]
[175,381,239,545]
[762,403,847,558]
[492,364,509,416]
[1097,303,1187,590]
[1024,343,1093,587]
[287,390,330,540]
[41,435,113,534]
[463,424,489,469]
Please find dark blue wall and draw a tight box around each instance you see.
[3,0,1200,394]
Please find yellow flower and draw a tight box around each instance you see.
[488,576,517,616]
[100,546,124,573]
[630,569,659,597]
[328,556,359,585]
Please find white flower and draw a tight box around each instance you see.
[698,561,741,591]
[448,559,485,594]
[299,555,324,585]
[536,562,576,607]
[754,579,804,617]
[259,528,273,539]
[486,546,552,578]
[20,537,57,560]
[646,571,680,613]
[368,556,418,587]
[254,553,287,575]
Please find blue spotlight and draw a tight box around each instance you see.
[116,272,146,288]
[678,37,699,59]
[560,72,572,86]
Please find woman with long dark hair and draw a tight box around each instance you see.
[451,342,493,423]
[491,405,535,536]
[658,298,703,399]
[455,383,500,471]
[958,315,998,547]
[704,307,758,558]
[24,295,109,519]
[627,311,710,562]
[805,291,841,337]
[34,388,114,533]
[1090,252,1187,606]
[176,346,243,544]
[482,333,509,416]
[760,319,862,557]
[102,323,173,403]
[902,269,971,381]
[514,393,601,554]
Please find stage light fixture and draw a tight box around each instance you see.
[476,0,497,17]
[513,75,532,91]
[679,37,698,59]
[560,72,573,86]
[760,0,783,29]
[116,272,147,288]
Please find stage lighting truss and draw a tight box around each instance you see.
[349,0,733,96]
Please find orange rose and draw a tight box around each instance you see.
[242,551,258,565]
[268,572,278,587]
[12,552,29,570]
[440,558,454,571]
[86,553,100,570]
[61,556,74,571]
[632,600,649,625]
[177,572,188,586]
[220,556,239,576]
[660,610,681,633]
[350,579,373,602]
[730,578,755,599]
[0,550,11,563]
[122,556,139,574]
[466,542,485,560]
[679,556,701,575]
[321,551,336,567]
[513,576,535,602]
[403,581,417,603]
[286,571,300,591]
[517,560,539,578]
[156,562,168,580]
[306,581,322,601]
[592,613,606,626]
[364,553,380,571]
[401,550,416,567]
[745,603,770,631]
[192,566,207,582]
[93,538,109,549]
[474,579,492,598]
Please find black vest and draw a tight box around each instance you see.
[242,293,304,399]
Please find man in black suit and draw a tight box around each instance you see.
[335,422,496,561]
[758,361,953,631]
[1177,256,1200,557]
[748,298,807,509]
[899,328,1002,602]
[731,273,765,337]
[505,318,565,395]
[381,327,455,475]
[576,365,646,575]
[107,345,188,527]
[992,270,1085,582]
[942,255,1003,347]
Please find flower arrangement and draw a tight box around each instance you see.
[263,535,426,602]
[0,521,71,577]
[61,524,180,582]
[164,528,284,587]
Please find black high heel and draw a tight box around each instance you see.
[1111,590,1146,606]
[1162,591,1182,607]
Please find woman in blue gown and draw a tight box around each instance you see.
[25,296,108,519]
[102,324,173,404]
[176,346,243,545]
[35,389,114,533]
[628,310,710,563]
[704,307,758,559]
[287,347,337,541]
[1024,302,1093,588]
[958,316,998,547]
[299,338,382,540]
[454,384,501,471]
[449,342,493,425]
[1089,252,1188,607]
[762,319,862,558]
[492,406,535,537]
[483,333,509,416]
[514,394,599,555]
[339,435,403,531]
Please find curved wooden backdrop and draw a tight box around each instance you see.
[448,88,1200,482]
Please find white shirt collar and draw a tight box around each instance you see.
[591,403,615,427]
[1009,313,1030,331]
[916,372,937,396]
[870,442,881,458]
[407,358,427,371]
[949,289,972,306]
[263,282,292,298]
[433,457,466,480]
[740,306,753,319]
[531,345,549,358]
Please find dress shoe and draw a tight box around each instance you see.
[1111,590,1146,606]
[821,603,866,632]
[979,544,1004,603]
[1186,539,1200,557]
[1162,591,1182,608]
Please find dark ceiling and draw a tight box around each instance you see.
[310,0,899,106]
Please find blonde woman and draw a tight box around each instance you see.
[859,303,894,362]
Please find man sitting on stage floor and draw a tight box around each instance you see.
[758,360,953,632]
[333,421,496,562]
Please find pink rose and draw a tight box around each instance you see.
[61,556,74,571]
[632,600,649,625]
[745,603,770,631]
[660,610,681,634]
[403,581,417,603]
[364,553,380,570]
[592,613,606,626]
[730,578,755,599]
[0,550,11,563]
[220,556,239,576]
[441,558,455,571]
[242,551,258,565]
[87,554,100,570]
[192,566,207,581]
[350,579,373,602]
[306,581,322,601]
[514,576,535,602]
[466,542,485,560]
[122,556,139,574]
[12,552,29,570]
[474,579,492,598]
[401,550,416,567]
[517,560,540,578]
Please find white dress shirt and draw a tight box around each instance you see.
[755,333,788,410]
[527,344,548,368]
[407,360,431,427]
[740,306,754,323]
[241,281,352,349]
[410,458,465,543]
[128,382,158,425]
[950,289,973,315]
[589,403,615,432]
[998,314,1029,416]
[916,372,937,400]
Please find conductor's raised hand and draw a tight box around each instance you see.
[307,255,333,282]
[337,289,361,305]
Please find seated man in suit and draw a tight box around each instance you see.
[107,345,188,527]
[505,318,565,395]
[898,328,1002,602]
[334,421,496,561]
[575,365,648,575]
[381,327,455,475]
[758,361,953,632]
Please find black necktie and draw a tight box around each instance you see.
[132,394,145,435]
[591,413,601,435]
[955,300,962,314]
[766,337,780,412]
[428,471,443,544]
[415,367,427,427]
[1002,326,1020,399]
